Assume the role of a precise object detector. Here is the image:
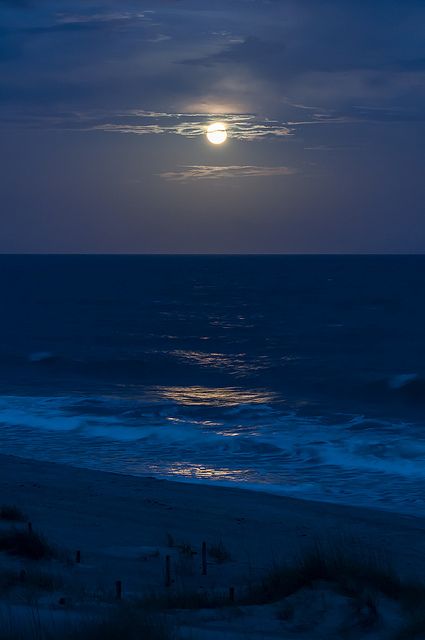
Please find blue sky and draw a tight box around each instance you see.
[1,0,424,252]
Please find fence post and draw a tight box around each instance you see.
[201,541,207,576]
[115,580,122,601]
[165,555,172,588]
[76,550,81,564]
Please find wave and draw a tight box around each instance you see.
[1,380,425,518]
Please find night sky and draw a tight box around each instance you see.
[1,0,424,254]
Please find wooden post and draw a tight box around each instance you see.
[201,541,207,576]
[165,555,171,588]
[115,580,122,601]
[19,569,27,582]
[27,522,33,534]
[75,550,81,564]
[229,586,235,603]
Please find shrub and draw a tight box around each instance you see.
[0,529,55,560]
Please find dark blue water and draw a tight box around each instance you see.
[1,255,425,514]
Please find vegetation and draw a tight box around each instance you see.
[0,505,27,522]
[0,528,55,560]
[245,541,403,605]
[0,607,174,640]
[67,608,173,640]
[208,540,231,564]
[1,539,425,639]
[142,541,425,618]
[177,543,196,558]
[0,568,63,593]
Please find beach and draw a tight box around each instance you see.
[1,453,425,638]
[2,452,424,577]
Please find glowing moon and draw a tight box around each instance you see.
[206,122,228,145]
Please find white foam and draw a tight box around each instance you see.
[1,393,425,515]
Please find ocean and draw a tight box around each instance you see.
[1,254,425,515]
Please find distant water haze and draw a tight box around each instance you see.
[1,255,425,514]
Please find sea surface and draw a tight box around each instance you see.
[1,255,425,515]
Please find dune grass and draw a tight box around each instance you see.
[208,540,231,564]
[0,606,174,640]
[0,528,55,560]
[245,541,403,605]
[143,539,425,619]
[1,539,425,638]
[0,568,63,595]
[0,505,27,523]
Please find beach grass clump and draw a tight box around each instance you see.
[68,609,173,640]
[0,567,63,593]
[245,542,403,605]
[0,606,174,640]
[21,568,63,591]
[0,505,27,522]
[177,542,196,558]
[208,540,231,564]
[299,543,401,600]
[0,528,55,560]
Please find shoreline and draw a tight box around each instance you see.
[0,437,422,518]
[1,453,425,584]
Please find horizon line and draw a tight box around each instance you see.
[0,252,424,257]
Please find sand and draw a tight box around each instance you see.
[1,453,425,638]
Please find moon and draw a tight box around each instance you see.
[206,122,228,145]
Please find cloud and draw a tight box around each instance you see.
[87,111,293,141]
[1,0,424,131]
[0,108,293,140]
[55,12,148,25]
[159,165,296,181]
[5,103,424,140]
[0,0,32,5]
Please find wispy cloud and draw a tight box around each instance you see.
[0,108,293,141]
[89,111,293,141]
[159,165,296,182]
[3,103,422,139]
[55,12,148,25]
